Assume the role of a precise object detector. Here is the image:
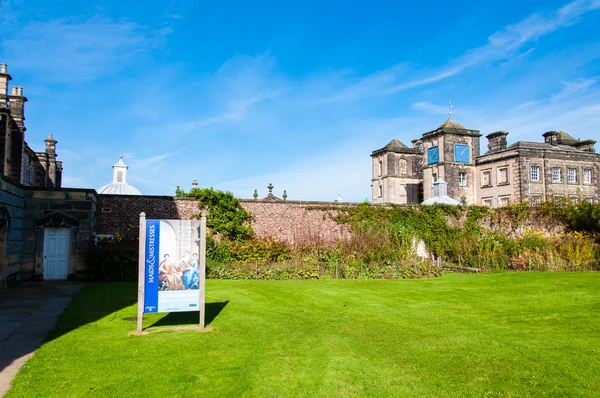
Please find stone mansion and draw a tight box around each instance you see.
[371,118,599,207]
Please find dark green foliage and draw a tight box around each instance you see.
[82,238,138,281]
[564,200,600,237]
[178,187,253,241]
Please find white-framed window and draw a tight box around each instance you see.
[531,165,540,181]
[499,196,510,207]
[482,198,493,207]
[459,172,467,187]
[570,197,578,204]
[552,167,561,183]
[94,234,115,244]
[567,168,577,183]
[497,167,509,185]
[583,169,592,184]
[481,170,491,187]
[532,196,542,206]
[585,197,593,204]
[378,184,383,197]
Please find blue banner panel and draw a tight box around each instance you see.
[143,219,160,313]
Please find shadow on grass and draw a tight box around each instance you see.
[147,301,229,329]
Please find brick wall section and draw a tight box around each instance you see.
[241,200,353,244]
[96,195,199,238]
[96,195,354,244]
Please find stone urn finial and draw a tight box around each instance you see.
[267,183,273,194]
[282,190,287,201]
[192,179,198,188]
[253,189,258,200]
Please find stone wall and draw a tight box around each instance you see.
[96,195,354,244]
[0,175,96,286]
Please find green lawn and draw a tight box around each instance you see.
[7,272,600,397]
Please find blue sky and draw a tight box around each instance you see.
[1,0,599,201]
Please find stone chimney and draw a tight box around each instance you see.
[433,178,448,196]
[486,131,508,153]
[45,133,57,156]
[543,131,559,147]
[0,63,11,108]
[56,161,63,188]
[8,85,27,131]
[43,134,58,189]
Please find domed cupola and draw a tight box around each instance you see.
[98,155,142,195]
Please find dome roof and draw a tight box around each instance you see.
[97,155,142,195]
[421,178,461,206]
[421,195,461,206]
[98,182,142,195]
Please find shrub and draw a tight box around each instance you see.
[177,187,253,241]
[83,238,138,281]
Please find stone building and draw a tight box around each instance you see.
[0,63,96,287]
[371,139,422,204]
[372,118,599,206]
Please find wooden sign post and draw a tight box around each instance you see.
[199,210,207,329]
[136,212,146,334]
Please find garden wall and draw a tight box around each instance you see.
[96,195,354,244]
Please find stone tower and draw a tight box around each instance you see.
[371,138,422,204]
[420,119,481,204]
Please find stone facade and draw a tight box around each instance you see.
[371,139,422,204]
[372,118,600,207]
[0,63,96,286]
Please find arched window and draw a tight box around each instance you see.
[117,171,123,182]
[399,159,407,176]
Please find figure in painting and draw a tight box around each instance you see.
[158,253,184,291]
[181,252,199,290]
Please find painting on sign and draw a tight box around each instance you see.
[143,219,202,313]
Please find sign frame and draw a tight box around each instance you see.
[136,211,207,333]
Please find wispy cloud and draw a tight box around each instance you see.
[552,77,599,99]
[178,91,278,134]
[412,102,451,115]
[0,16,167,83]
[319,0,600,102]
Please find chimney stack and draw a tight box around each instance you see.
[45,133,57,157]
[0,63,11,109]
[543,131,559,147]
[486,131,509,153]
[8,85,27,130]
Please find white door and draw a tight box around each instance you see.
[43,228,71,280]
